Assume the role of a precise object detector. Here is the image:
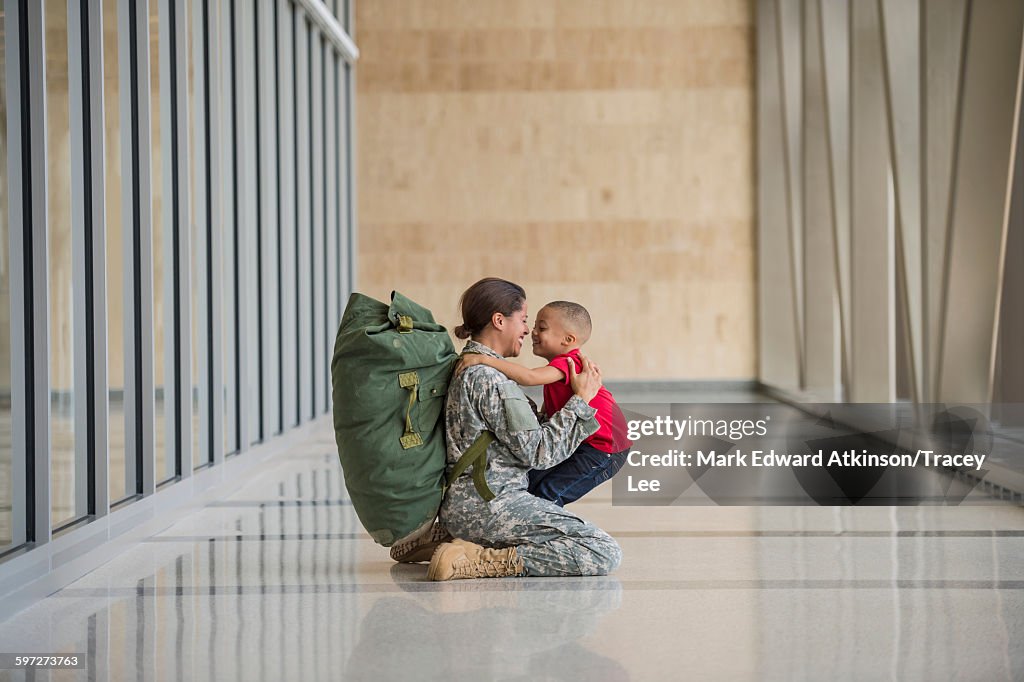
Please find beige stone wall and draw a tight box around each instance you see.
[355,0,757,380]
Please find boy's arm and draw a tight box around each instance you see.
[461,354,565,386]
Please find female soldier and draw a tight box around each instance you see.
[426,277,622,580]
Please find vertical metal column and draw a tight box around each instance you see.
[118,0,156,496]
[82,0,110,516]
[168,0,192,479]
[345,62,356,295]
[204,0,225,465]
[220,0,238,454]
[324,45,338,411]
[157,0,177,481]
[278,0,297,430]
[295,12,312,423]
[68,0,98,518]
[258,0,281,437]
[344,1,354,294]
[311,31,325,417]
[6,0,50,545]
[190,0,211,469]
[231,0,255,448]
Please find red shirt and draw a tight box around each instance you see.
[544,349,631,454]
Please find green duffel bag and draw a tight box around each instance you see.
[331,291,494,547]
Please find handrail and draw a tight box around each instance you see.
[294,0,360,62]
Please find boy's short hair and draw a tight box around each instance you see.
[544,301,592,344]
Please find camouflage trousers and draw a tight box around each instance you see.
[440,486,622,577]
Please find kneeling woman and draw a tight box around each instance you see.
[428,277,622,580]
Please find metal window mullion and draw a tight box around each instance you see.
[258,0,281,437]
[337,56,350,305]
[169,0,192,479]
[85,0,110,516]
[5,0,48,546]
[29,0,50,541]
[324,46,337,411]
[295,12,312,423]
[158,0,178,481]
[190,0,208,469]
[3,0,25,549]
[311,31,324,417]
[71,0,94,519]
[278,0,297,430]
[244,0,259,446]
[119,0,157,496]
[192,0,221,468]
[219,0,237,455]
[335,55,345,312]
[68,0,94,520]
[115,0,134,494]
[231,0,253,450]
[207,0,225,464]
[345,62,356,294]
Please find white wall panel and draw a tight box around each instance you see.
[758,0,801,390]
[801,0,838,398]
[849,0,895,402]
[937,0,1024,404]
[879,0,923,403]
[759,0,1023,409]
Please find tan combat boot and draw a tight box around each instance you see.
[426,539,525,581]
[390,522,453,563]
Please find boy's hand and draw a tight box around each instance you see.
[454,353,486,376]
[568,353,602,404]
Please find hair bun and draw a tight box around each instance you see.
[453,324,470,340]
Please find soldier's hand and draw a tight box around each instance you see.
[568,353,602,404]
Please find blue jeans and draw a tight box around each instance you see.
[527,442,628,507]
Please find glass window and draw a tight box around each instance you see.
[46,0,78,527]
[221,0,238,455]
[342,61,351,300]
[311,33,324,418]
[189,0,204,469]
[105,0,129,503]
[263,0,281,437]
[297,16,311,423]
[243,0,260,446]
[279,0,298,431]
[323,48,337,413]
[0,4,11,548]
[151,0,174,484]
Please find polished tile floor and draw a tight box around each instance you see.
[1,405,1023,680]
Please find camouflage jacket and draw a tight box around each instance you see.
[442,340,600,505]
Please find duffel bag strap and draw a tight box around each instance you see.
[444,431,496,501]
[399,371,423,449]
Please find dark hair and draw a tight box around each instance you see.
[543,301,593,343]
[454,277,527,340]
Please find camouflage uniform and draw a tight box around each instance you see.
[439,340,622,576]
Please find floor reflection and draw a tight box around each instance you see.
[348,567,626,681]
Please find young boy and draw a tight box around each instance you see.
[457,300,631,506]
